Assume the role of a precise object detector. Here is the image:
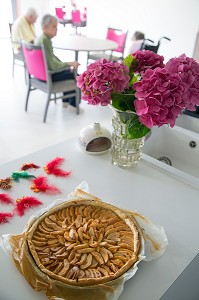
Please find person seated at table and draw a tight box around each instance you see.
[37,14,80,108]
[128,31,145,54]
[11,7,38,51]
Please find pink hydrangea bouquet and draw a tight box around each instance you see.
[76,50,199,139]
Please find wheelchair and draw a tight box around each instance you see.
[140,36,171,53]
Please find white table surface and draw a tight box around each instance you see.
[53,35,118,61]
[0,138,199,300]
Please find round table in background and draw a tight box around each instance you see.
[53,34,118,61]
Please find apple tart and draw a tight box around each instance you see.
[27,199,141,285]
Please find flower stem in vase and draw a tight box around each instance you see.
[111,109,146,168]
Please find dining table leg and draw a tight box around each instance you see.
[74,50,78,62]
[74,50,81,103]
[74,50,79,77]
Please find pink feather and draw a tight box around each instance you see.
[15,196,43,216]
[0,193,13,205]
[0,212,14,224]
[30,176,61,194]
[44,157,71,177]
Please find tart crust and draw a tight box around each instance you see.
[27,199,140,286]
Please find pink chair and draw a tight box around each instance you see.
[71,9,86,34]
[22,42,80,122]
[71,9,81,23]
[55,7,66,19]
[106,28,128,56]
[55,7,71,27]
[87,27,128,63]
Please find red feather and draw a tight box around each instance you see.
[43,157,71,177]
[30,176,61,194]
[0,193,13,205]
[21,163,40,171]
[15,196,43,216]
[0,212,14,224]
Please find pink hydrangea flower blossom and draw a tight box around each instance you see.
[76,50,199,138]
[165,54,199,110]
[132,50,165,74]
[76,58,130,106]
[134,68,186,128]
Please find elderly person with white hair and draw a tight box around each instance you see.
[11,7,38,49]
[37,14,80,109]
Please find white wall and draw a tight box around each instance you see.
[16,0,199,62]
[86,0,199,62]
[0,1,13,38]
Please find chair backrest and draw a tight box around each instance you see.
[9,23,24,60]
[22,43,47,81]
[55,7,66,19]
[72,10,81,23]
[106,28,128,54]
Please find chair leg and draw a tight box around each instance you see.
[53,93,57,103]
[76,88,80,115]
[25,84,31,111]
[110,51,113,60]
[86,52,89,66]
[24,67,28,85]
[43,94,51,123]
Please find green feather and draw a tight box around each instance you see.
[11,171,36,182]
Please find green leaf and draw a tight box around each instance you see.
[123,54,139,88]
[129,73,140,87]
[123,54,134,69]
[127,116,151,139]
[123,54,138,73]
[111,92,136,112]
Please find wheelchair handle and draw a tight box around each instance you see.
[145,38,154,43]
[158,36,171,43]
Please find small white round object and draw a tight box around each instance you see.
[78,122,112,154]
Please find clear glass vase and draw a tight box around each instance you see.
[111,109,145,168]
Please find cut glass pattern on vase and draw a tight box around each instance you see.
[111,114,145,168]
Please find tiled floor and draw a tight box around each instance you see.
[0,38,112,165]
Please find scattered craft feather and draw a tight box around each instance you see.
[15,196,43,216]
[11,171,36,182]
[0,193,13,205]
[0,177,12,190]
[30,176,61,194]
[0,212,14,224]
[21,163,40,171]
[43,157,71,177]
